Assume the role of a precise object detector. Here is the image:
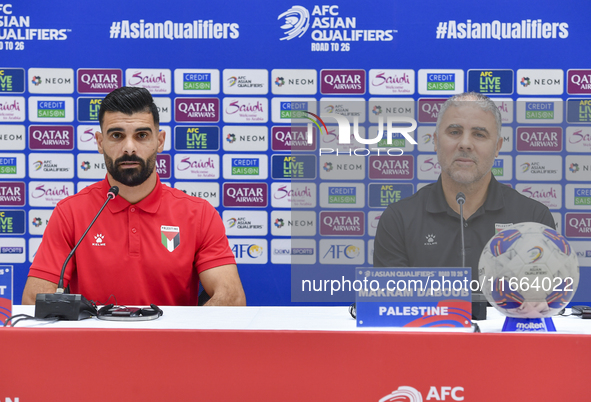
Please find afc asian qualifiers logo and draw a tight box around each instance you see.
[278,6,310,40]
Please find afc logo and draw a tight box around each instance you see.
[323,244,360,259]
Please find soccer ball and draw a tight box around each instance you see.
[479,222,579,318]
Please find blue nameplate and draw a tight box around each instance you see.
[356,267,472,328]
[0,265,13,323]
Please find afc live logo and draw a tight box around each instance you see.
[467,69,514,95]
[272,155,316,179]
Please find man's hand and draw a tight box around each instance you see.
[22,277,58,304]
[199,264,246,306]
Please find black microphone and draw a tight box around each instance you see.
[456,192,487,320]
[456,192,466,268]
[35,186,119,320]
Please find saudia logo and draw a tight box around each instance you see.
[31,185,70,199]
[177,157,216,171]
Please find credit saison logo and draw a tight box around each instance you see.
[37,100,65,118]
[278,4,395,50]
[526,102,554,119]
[109,19,239,40]
[329,186,356,204]
[231,158,259,175]
[427,73,455,91]
[492,159,504,176]
[183,73,211,90]
[574,188,591,206]
[0,157,16,174]
[435,18,568,40]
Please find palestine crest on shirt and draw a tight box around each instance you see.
[161,225,180,252]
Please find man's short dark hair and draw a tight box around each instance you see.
[99,86,159,128]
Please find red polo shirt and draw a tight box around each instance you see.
[29,175,236,305]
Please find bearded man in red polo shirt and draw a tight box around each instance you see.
[23,87,246,306]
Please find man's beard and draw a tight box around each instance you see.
[104,151,156,187]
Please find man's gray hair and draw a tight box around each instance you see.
[435,92,502,138]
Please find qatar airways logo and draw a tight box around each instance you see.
[175,98,219,122]
[126,69,171,94]
[566,213,591,238]
[78,69,122,93]
[418,98,446,123]
[321,69,365,94]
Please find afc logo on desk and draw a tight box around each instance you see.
[380,385,465,401]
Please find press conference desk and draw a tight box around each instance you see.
[2,306,590,401]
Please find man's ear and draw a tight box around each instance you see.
[495,134,503,157]
[433,130,438,153]
[157,129,165,153]
[95,131,104,154]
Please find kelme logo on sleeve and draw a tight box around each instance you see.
[161,225,180,252]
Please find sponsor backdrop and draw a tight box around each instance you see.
[0,0,590,305]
